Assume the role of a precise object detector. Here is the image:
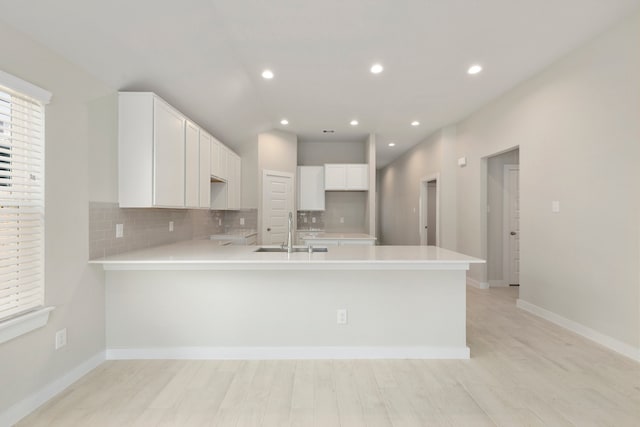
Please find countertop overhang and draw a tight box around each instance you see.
[89,240,485,271]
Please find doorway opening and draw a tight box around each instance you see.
[419,174,439,246]
[483,148,519,288]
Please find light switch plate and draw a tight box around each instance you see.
[169,221,174,232]
[55,328,67,350]
[552,201,560,213]
[240,218,245,226]
[115,223,123,238]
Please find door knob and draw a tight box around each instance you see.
[510,231,516,235]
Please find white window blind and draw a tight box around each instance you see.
[0,84,45,322]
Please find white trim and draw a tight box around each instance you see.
[517,299,640,362]
[467,276,489,289]
[0,70,52,104]
[106,346,470,360]
[0,307,54,345]
[0,351,105,426]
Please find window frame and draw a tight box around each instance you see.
[0,70,52,344]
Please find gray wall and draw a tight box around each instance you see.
[379,13,640,350]
[0,22,114,413]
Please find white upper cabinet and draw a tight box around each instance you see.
[227,152,241,209]
[184,120,200,208]
[210,148,242,210]
[297,166,325,210]
[119,92,213,209]
[324,164,369,191]
[119,93,186,208]
[219,144,229,181]
[199,131,212,208]
[210,137,221,179]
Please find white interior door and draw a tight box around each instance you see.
[262,170,294,245]
[503,165,520,285]
[419,175,439,246]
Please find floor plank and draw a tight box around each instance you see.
[17,287,640,427]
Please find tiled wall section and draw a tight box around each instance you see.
[297,211,326,230]
[89,202,258,259]
[224,209,258,233]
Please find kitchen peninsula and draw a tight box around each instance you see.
[91,241,484,360]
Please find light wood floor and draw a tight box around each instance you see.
[19,287,640,426]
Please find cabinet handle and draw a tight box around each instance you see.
[510,231,517,235]
[267,228,271,232]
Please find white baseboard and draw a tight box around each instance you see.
[467,276,489,289]
[516,299,640,362]
[107,346,471,360]
[488,280,508,287]
[0,351,105,426]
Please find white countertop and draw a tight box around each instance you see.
[89,240,484,271]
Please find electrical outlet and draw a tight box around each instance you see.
[240,217,245,226]
[303,217,308,223]
[169,221,174,232]
[339,217,345,224]
[552,201,560,213]
[55,328,67,350]
[218,218,222,226]
[115,223,123,238]
[337,309,348,325]
[311,217,316,223]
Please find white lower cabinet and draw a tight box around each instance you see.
[302,237,375,246]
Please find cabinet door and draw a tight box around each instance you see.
[199,132,212,208]
[339,239,375,246]
[219,145,229,181]
[346,164,369,190]
[234,153,242,208]
[153,98,186,207]
[210,137,221,178]
[298,166,325,210]
[324,164,347,190]
[184,121,200,208]
[227,152,237,209]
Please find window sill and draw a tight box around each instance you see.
[0,307,55,345]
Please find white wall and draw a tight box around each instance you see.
[379,13,640,350]
[257,130,298,242]
[379,128,457,250]
[0,22,115,414]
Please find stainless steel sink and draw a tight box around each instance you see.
[254,246,328,253]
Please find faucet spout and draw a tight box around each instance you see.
[286,212,294,253]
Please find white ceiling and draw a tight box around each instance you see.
[1,0,638,166]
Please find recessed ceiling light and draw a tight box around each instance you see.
[350,120,359,126]
[388,142,396,147]
[370,63,384,74]
[280,119,289,125]
[467,64,482,75]
[411,121,420,126]
[262,69,274,79]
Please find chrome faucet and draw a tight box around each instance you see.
[285,211,294,253]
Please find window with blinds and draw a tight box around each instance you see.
[0,85,45,322]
